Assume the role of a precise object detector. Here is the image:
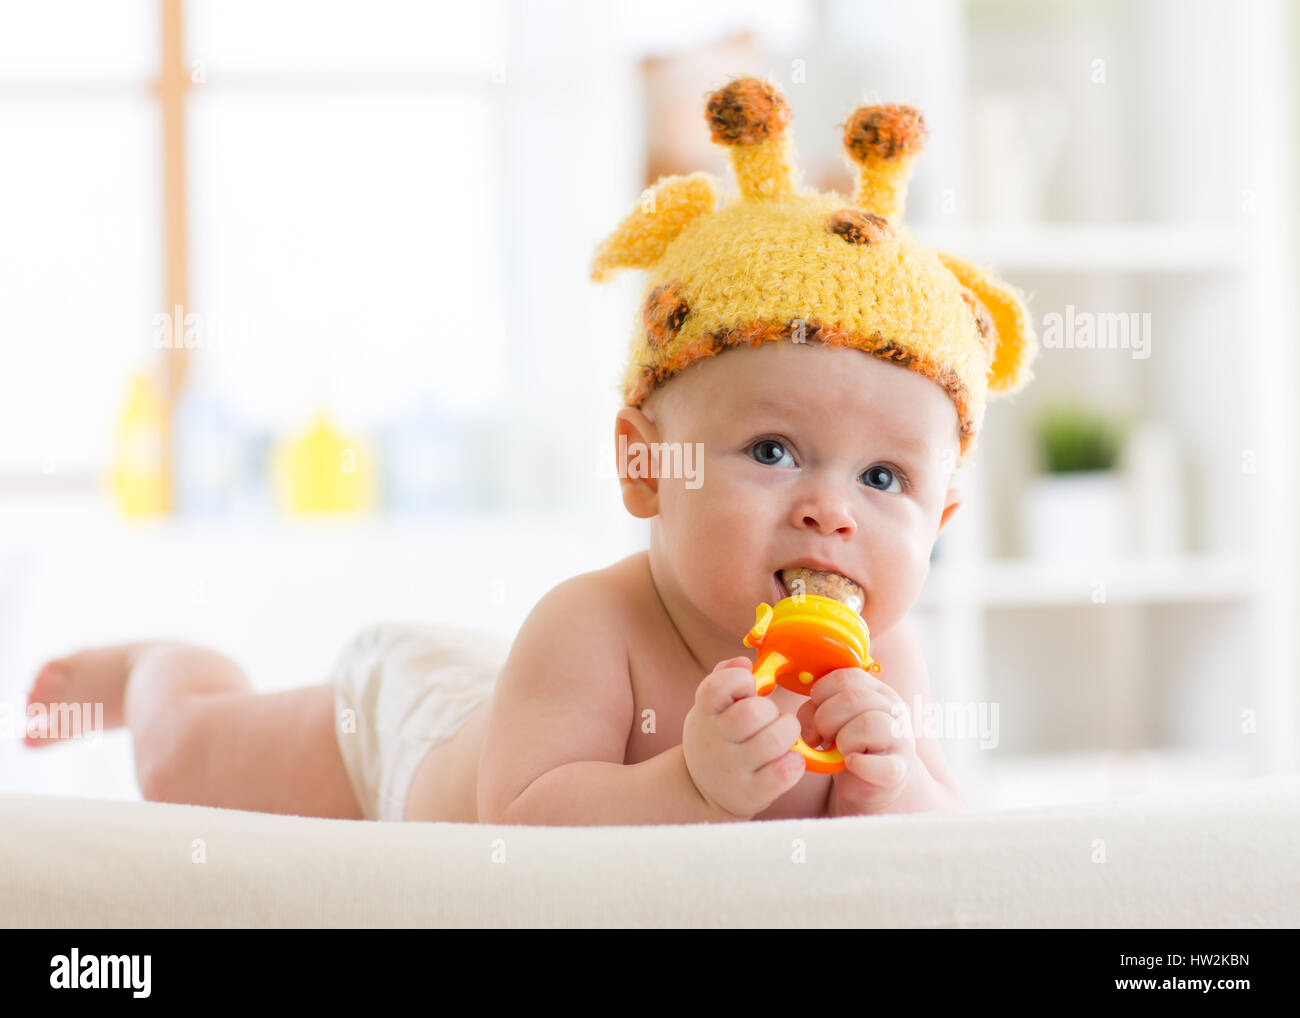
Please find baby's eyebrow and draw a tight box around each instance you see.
[746,395,808,419]
[886,431,933,462]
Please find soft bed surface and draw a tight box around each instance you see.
[2,775,1296,928]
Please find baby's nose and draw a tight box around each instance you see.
[796,501,857,536]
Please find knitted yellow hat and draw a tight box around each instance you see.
[590,76,1038,467]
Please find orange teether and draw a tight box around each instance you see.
[742,594,881,774]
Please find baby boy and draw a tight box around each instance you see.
[24,77,1035,826]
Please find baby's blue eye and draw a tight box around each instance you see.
[861,464,902,493]
[749,439,794,467]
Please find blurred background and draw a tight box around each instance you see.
[2,0,1297,811]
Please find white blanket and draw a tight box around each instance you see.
[2,775,1296,928]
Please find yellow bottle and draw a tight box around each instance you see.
[274,410,374,515]
[109,372,170,516]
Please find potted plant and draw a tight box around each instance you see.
[1022,402,1133,561]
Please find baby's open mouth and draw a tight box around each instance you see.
[777,567,865,615]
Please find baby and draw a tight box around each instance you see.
[23,77,1035,826]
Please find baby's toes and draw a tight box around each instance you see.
[24,660,70,746]
[27,658,70,709]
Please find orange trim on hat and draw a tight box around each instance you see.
[625,320,975,459]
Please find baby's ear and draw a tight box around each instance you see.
[590,173,718,283]
[936,251,1038,394]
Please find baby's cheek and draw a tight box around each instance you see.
[874,530,931,609]
[688,485,752,540]
[671,495,739,574]
[898,534,934,591]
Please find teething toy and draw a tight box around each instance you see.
[742,592,881,774]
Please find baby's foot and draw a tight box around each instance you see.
[23,643,149,747]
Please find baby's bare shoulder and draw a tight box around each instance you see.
[491,557,644,722]
[477,558,642,819]
[523,556,642,642]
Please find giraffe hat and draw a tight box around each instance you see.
[590,76,1038,468]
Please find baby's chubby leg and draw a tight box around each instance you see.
[24,642,363,819]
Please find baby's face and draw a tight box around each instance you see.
[620,341,962,643]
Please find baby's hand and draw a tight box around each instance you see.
[682,656,805,820]
[799,667,917,813]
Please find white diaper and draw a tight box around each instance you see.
[329,621,512,822]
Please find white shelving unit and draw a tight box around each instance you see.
[918,554,1258,608]
[828,0,1300,809]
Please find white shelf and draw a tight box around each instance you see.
[919,555,1257,608]
[912,223,1245,274]
[903,0,1299,781]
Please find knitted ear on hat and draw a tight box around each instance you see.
[590,173,718,283]
[937,251,1038,394]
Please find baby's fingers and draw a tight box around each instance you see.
[836,710,901,756]
[720,693,780,743]
[741,712,801,769]
[796,698,828,748]
[753,746,806,800]
[845,751,909,788]
[696,657,757,715]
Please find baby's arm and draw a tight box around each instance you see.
[476,575,737,826]
[851,616,967,815]
[821,613,967,821]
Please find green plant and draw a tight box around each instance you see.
[1033,402,1128,474]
